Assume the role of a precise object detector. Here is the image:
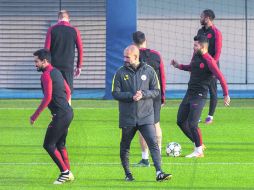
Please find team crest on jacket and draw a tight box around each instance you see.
[124,75,129,80]
[141,75,147,81]
[207,33,212,39]
[200,63,205,69]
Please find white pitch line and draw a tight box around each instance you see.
[0,162,254,166]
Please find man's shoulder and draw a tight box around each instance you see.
[51,22,77,32]
[197,27,204,34]
[140,48,161,58]
[149,49,161,55]
[144,64,157,73]
[115,66,126,74]
[211,25,222,34]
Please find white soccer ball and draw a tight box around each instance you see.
[166,142,182,157]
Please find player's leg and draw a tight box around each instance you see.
[43,118,68,172]
[153,98,162,153]
[120,126,137,181]
[154,122,162,153]
[138,124,172,181]
[56,110,74,171]
[136,132,150,166]
[136,98,162,167]
[43,113,73,184]
[177,94,194,142]
[206,77,217,124]
[186,96,206,158]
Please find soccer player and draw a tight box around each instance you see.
[112,45,171,181]
[44,10,83,101]
[170,35,230,158]
[30,49,74,184]
[132,31,166,167]
[197,9,222,124]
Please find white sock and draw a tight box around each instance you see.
[196,146,203,154]
[208,115,213,119]
[142,151,149,160]
[62,170,69,174]
[156,171,162,176]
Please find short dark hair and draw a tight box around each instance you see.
[203,9,215,20]
[132,31,146,45]
[33,49,51,62]
[58,9,70,18]
[194,35,208,44]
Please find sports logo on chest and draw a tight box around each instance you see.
[123,74,129,80]
[141,75,147,81]
[207,33,213,39]
[199,62,205,69]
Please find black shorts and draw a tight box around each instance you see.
[60,70,74,93]
[153,96,161,124]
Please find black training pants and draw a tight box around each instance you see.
[208,76,218,116]
[120,124,162,175]
[43,110,73,172]
[177,94,206,147]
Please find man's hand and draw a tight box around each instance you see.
[133,90,143,101]
[170,59,179,68]
[74,67,81,78]
[224,95,230,106]
[199,43,208,55]
[161,98,165,106]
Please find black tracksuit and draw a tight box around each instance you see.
[30,64,73,172]
[112,62,163,175]
[44,21,83,92]
[197,25,222,116]
[139,48,166,123]
[177,52,228,147]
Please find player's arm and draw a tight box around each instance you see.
[44,27,52,50]
[159,56,166,104]
[141,69,160,100]
[170,59,191,71]
[74,28,83,77]
[213,28,222,62]
[64,79,71,102]
[112,71,134,102]
[202,53,230,106]
[30,73,53,124]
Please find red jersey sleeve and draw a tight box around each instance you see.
[30,72,53,121]
[44,27,52,50]
[179,64,191,71]
[202,53,228,96]
[178,53,194,71]
[75,28,83,68]
[213,27,222,62]
[159,58,166,103]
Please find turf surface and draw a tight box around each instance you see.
[0,99,253,189]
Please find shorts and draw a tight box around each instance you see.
[60,70,74,93]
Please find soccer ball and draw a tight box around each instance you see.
[166,142,181,157]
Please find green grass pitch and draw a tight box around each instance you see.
[0,99,253,190]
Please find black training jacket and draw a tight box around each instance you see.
[112,62,160,128]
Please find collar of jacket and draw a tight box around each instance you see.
[202,24,214,31]
[124,61,145,72]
